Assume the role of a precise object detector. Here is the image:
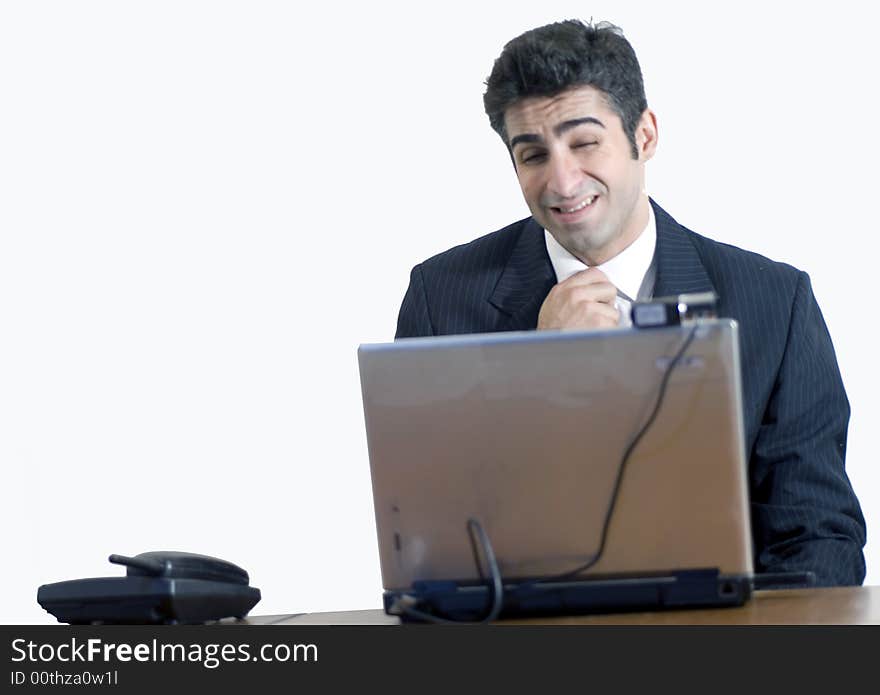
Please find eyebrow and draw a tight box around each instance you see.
[509,117,606,150]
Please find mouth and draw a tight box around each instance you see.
[549,194,599,220]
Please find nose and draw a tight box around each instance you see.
[546,150,583,199]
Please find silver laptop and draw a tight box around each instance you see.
[357,320,754,620]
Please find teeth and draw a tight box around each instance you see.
[560,196,596,213]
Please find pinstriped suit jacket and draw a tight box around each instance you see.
[395,200,866,587]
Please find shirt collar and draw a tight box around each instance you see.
[543,203,657,301]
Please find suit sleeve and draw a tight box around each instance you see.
[395,264,435,339]
[749,271,866,586]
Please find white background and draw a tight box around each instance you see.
[1,1,877,623]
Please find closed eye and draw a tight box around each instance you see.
[520,151,547,165]
[573,141,599,150]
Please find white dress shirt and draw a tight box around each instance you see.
[543,204,657,327]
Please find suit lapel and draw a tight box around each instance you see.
[486,203,717,331]
[650,200,717,298]
[488,218,556,331]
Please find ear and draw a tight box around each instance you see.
[635,108,659,162]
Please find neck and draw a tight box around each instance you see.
[580,194,650,266]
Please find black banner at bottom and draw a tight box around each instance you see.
[2,624,872,692]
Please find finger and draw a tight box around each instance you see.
[581,302,620,326]
[565,281,619,306]
[558,298,620,329]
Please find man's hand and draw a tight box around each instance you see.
[537,267,619,330]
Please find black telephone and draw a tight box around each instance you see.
[37,551,261,624]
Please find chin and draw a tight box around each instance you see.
[560,228,614,258]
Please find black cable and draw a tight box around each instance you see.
[468,520,488,583]
[468,518,505,621]
[389,519,504,624]
[512,323,700,591]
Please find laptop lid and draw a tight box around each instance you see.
[358,320,753,591]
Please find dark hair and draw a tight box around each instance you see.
[483,19,647,158]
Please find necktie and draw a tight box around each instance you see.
[616,288,634,327]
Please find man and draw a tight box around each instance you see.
[395,20,866,586]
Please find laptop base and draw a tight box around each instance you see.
[384,569,752,623]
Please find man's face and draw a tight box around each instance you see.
[504,85,657,266]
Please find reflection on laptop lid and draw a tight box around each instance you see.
[358,320,755,622]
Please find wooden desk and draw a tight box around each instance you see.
[247,585,880,625]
